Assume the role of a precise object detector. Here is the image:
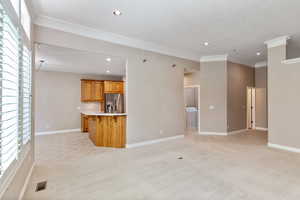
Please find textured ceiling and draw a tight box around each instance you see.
[32,0,300,66]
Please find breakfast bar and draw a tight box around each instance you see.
[81,112,127,148]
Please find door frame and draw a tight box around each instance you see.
[184,85,200,134]
[246,87,256,129]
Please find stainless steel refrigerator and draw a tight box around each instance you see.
[105,94,124,113]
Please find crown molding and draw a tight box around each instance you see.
[200,54,228,62]
[282,57,300,65]
[264,36,291,49]
[34,15,200,62]
[254,61,267,68]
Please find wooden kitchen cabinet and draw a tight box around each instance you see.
[81,80,104,102]
[81,80,93,102]
[88,115,126,148]
[81,80,124,101]
[81,114,89,132]
[92,81,104,101]
[104,81,124,94]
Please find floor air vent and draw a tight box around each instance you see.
[36,181,47,192]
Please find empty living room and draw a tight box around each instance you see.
[1,0,300,199]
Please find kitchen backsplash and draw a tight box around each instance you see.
[80,102,102,112]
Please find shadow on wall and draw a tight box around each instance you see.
[287,36,300,59]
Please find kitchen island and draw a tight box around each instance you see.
[81,112,127,148]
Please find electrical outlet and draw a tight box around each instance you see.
[209,105,215,110]
[160,130,164,135]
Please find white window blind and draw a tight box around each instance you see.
[0,3,19,173]
[0,1,32,177]
[21,45,31,145]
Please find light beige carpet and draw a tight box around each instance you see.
[24,130,300,200]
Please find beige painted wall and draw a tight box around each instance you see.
[200,60,255,133]
[200,61,227,133]
[268,44,300,149]
[35,71,122,132]
[255,67,268,128]
[227,62,254,132]
[34,26,199,144]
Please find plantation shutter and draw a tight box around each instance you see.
[0,3,19,173]
[21,45,31,145]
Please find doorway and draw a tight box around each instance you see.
[184,85,200,133]
[247,87,256,129]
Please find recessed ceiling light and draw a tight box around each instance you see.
[113,9,122,16]
[204,42,209,46]
[106,58,111,62]
[256,52,261,56]
[106,69,111,73]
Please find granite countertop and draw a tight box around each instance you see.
[81,111,127,116]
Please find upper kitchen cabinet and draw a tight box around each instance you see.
[104,81,124,94]
[81,80,104,102]
[81,80,92,101]
[93,81,104,101]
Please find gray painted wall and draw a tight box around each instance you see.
[227,62,254,132]
[200,61,227,133]
[34,25,199,144]
[35,71,122,132]
[255,67,268,129]
[268,44,300,149]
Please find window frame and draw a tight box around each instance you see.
[20,0,30,40]
[3,0,31,44]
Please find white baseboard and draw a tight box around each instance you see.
[199,132,227,136]
[126,135,184,148]
[256,127,268,131]
[199,129,248,136]
[227,129,248,135]
[18,162,35,200]
[268,143,300,153]
[36,128,81,136]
